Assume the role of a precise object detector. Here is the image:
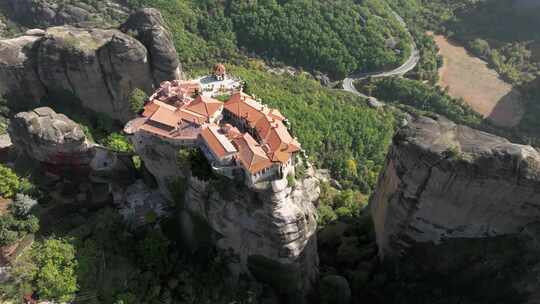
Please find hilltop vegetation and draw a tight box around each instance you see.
[125,0,410,78]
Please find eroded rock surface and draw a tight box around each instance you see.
[9,107,136,184]
[370,115,540,299]
[0,9,180,122]
[129,129,320,297]
[120,8,182,83]
[4,0,131,28]
[8,106,94,165]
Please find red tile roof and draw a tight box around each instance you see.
[186,95,223,118]
[224,91,300,165]
[200,125,237,159]
[148,106,181,128]
[232,133,273,174]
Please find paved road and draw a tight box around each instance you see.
[342,11,420,98]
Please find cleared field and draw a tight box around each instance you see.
[433,34,524,127]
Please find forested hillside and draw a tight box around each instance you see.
[125,0,411,78]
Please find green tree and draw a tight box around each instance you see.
[345,159,358,178]
[103,133,133,153]
[33,239,78,302]
[469,38,491,58]
[0,164,21,198]
[136,229,170,273]
[129,88,148,113]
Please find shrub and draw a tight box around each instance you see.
[469,39,491,58]
[177,148,215,180]
[33,238,78,302]
[317,204,338,227]
[136,229,170,272]
[287,173,296,188]
[129,88,148,113]
[10,194,38,218]
[103,133,134,153]
[0,164,20,198]
[0,213,39,246]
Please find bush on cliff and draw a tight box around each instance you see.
[103,133,134,153]
[0,164,35,199]
[0,213,39,247]
[129,88,148,113]
[0,165,21,199]
[177,148,215,181]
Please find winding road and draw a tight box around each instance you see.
[342,11,420,98]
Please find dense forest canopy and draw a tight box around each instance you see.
[230,0,411,78]
[126,0,411,78]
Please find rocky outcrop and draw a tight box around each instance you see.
[9,107,135,183]
[370,115,540,299]
[120,8,182,83]
[0,9,181,122]
[8,107,94,165]
[129,129,320,298]
[4,0,131,28]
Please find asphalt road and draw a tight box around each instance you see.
[342,11,420,98]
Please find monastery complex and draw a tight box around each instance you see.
[125,65,301,188]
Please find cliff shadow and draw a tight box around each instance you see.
[486,87,525,128]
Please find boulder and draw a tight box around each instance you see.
[8,107,94,165]
[0,9,181,122]
[8,107,136,186]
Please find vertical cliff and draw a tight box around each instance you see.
[129,129,321,297]
[370,115,540,300]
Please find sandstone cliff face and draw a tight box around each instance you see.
[120,8,182,83]
[0,9,180,122]
[4,0,131,28]
[371,115,540,259]
[370,115,540,299]
[130,129,320,297]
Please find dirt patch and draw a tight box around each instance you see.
[432,34,524,127]
[0,197,10,216]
